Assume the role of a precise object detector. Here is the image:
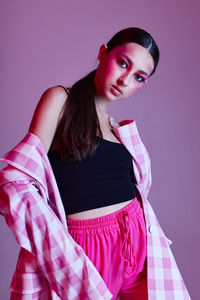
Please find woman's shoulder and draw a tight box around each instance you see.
[28,85,68,153]
[32,85,68,113]
[42,85,69,102]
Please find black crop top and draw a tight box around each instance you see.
[48,138,136,214]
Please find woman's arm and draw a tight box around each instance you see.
[0,173,112,299]
[29,86,68,152]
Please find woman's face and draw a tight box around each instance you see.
[94,42,154,101]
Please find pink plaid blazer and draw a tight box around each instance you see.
[0,120,190,299]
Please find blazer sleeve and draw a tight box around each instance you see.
[0,175,112,299]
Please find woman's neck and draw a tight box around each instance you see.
[95,96,109,118]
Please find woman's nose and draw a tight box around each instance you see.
[117,73,130,87]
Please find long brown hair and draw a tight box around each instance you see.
[52,27,159,161]
[53,70,103,161]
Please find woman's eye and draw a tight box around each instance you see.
[135,74,145,83]
[118,58,128,68]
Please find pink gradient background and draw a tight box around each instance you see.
[0,1,199,298]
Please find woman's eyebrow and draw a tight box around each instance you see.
[139,70,148,77]
[119,53,149,77]
[120,54,133,66]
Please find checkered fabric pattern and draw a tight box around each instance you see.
[0,133,112,300]
[0,120,191,299]
[113,120,191,300]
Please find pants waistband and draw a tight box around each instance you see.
[67,197,145,275]
[66,197,141,231]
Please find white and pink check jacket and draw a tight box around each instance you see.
[0,120,190,299]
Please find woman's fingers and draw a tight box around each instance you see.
[109,116,120,128]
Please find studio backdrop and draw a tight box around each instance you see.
[0,1,199,299]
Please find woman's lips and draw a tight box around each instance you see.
[111,85,123,96]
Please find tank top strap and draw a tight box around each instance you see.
[57,85,70,95]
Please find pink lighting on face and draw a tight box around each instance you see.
[94,43,154,101]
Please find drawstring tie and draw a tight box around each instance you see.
[119,210,137,275]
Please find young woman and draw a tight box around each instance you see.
[0,28,190,299]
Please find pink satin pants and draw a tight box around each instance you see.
[67,197,148,300]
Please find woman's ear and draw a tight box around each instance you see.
[98,44,108,62]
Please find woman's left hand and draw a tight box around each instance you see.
[109,116,120,129]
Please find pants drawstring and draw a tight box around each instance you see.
[119,210,137,275]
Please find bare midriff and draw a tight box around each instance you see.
[67,199,133,220]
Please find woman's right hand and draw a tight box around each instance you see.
[28,86,68,152]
